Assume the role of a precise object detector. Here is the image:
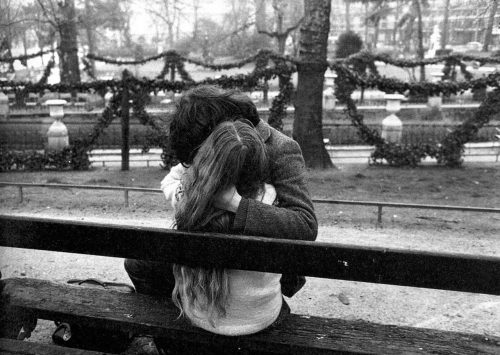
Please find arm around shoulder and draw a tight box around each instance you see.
[233,137,318,241]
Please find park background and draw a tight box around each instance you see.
[1,0,500,346]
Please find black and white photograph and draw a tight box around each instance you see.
[0,0,499,353]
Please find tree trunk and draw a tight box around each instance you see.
[167,23,174,48]
[84,0,96,75]
[58,0,80,85]
[483,0,498,52]
[255,0,267,32]
[278,35,287,54]
[364,2,369,44]
[373,18,380,49]
[393,0,400,45]
[415,0,425,82]
[440,0,450,50]
[293,0,333,169]
[193,0,200,40]
[345,0,350,31]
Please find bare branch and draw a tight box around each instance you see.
[283,17,303,36]
[36,0,58,28]
[258,29,279,38]
[147,7,172,25]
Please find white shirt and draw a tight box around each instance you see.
[161,164,283,335]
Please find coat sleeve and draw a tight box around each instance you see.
[232,138,318,241]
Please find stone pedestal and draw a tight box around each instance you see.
[0,92,9,118]
[381,114,403,143]
[382,94,404,143]
[47,120,69,151]
[45,99,69,152]
[428,72,444,110]
[323,87,336,110]
[323,70,337,110]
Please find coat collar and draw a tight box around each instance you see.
[256,119,271,142]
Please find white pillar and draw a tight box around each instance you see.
[428,72,444,110]
[382,94,404,143]
[0,92,9,118]
[45,99,69,152]
[323,70,337,111]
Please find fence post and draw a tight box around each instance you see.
[121,70,130,171]
[18,186,23,204]
[124,190,129,207]
[377,205,383,224]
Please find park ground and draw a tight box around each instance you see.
[0,162,499,343]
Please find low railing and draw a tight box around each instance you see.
[1,182,499,224]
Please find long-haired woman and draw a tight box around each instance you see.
[171,120,287,336]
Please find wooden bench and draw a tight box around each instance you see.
[1,215,499,354]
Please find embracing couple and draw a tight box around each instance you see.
[124,85,317,353]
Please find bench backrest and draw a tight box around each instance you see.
[1,214,499,295]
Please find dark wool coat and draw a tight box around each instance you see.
[233,120,318,242]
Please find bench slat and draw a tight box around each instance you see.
[2,278,499,355]
[1,215,500,295]
[0,338,111,355]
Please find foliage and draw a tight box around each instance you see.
[334,31,363,59]
[0,148,81,172]
[371,143,438,167]
[0,48,56,63]
[332,51,500,167]
[3,49,500,170]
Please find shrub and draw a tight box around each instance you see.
[335,31,363,59]
[0,147,90,172]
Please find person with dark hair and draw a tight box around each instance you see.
[172,120,287,335]
[123,85,317,352]
[166,85,317,241]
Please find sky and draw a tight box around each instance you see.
[130,1,228,37]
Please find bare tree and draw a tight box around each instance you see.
[293,0,333,169]
[397,0,428,81]
[440,0,451,50]
[37,0,80,84]
[365,0,392,49]
[148,0,183,49]
[257,0,303,55]
[0,0,26,72]
[483,0,499,52]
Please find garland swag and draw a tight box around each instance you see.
[2,49,500,169]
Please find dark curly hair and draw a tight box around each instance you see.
[169,85,260,165]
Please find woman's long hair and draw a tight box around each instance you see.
[172,120,268,326]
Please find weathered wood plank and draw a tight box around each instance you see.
[1,215,500,294]
[0,337,111,355]
[2,278,499,355]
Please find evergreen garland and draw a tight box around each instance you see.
[36,57,55,85]
[4,49,500,170]
[0,48,56,63]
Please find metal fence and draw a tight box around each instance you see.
[2,182,499,224]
